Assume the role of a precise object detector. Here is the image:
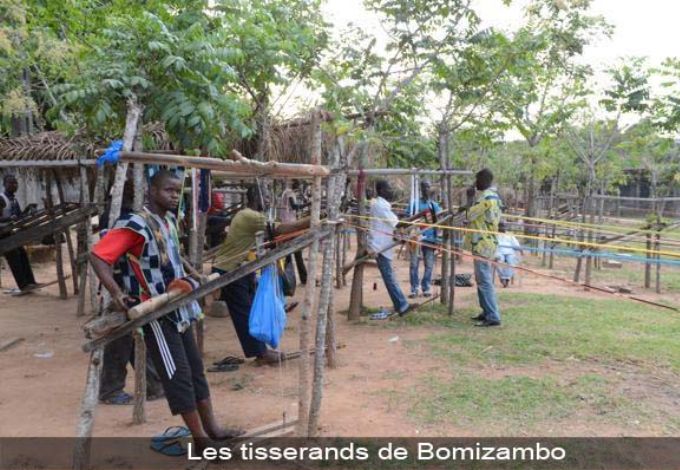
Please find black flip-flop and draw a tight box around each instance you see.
[213,355,245,367]
[207,363,239,373]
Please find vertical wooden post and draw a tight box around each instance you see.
[348,141,368,320]
[54,169,80,295]
[584,196,594,289]
[77,165,95,317]
[548,222,556,270]
[645,232,652,289]
[446,174,455,316]
[73,100,142,470]
[132,331,146,425]
[45,171,68,299]
[131,119,147,426]
[310,134,345,433]
[298,112,322,437]
[438,127,449,305]
[654,229,661,294]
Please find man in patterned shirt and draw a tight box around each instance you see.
[91,170,241,449]
[464,168,502,327]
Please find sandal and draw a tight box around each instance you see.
[213,355,245,367]
[100,390,133,405]
[150,426,190,457]
[370,310,393,320]
[207,363,239,373]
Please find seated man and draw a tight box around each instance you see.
[213,184,309,365]
[0,174,39,292]
[90,170,239,447]
[368,179,412,316]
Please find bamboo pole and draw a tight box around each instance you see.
[118,150,330,177]
[297,113,322,437]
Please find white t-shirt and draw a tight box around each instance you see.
[496,233,521,257]
[368,197,399,259]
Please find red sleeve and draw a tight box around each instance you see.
[92,229,145,265]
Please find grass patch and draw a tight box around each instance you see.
[373,292,680,434]
[388,293,680,372]
[407,371,658,434]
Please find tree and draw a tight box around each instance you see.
[54,3,251,153]
[494,0,610,219]
[652,57,680,133]
[214,0,329,159]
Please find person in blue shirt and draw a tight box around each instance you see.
[409,180,442,298]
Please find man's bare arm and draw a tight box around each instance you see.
[89,253,133,312]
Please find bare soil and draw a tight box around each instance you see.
[0,246,678,438]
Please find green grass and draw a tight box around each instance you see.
[409,373,633,431]
[393,293,680,372]
[371,292,680,434]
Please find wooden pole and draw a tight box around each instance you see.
[72,348,103,470]
[44,171,68,299]
[446,173,455,316]
[309,135,345,434]
[118,151,330,177]
[73,99,142,470]
[132,331,146,425]
[297,113,322,437]
[326,222,341,369]
[54,169,80,295]
[645,233,652,289]
[585,196,594,290]
[76,165,95,317]
[437,127,449,305]
[348,142,369,320]
[82,229,331,352]
[131,118,146,426]
[655,229,661,294]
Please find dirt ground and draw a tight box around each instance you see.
[0,244,678,439]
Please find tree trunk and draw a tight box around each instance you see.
[255,95,271,161]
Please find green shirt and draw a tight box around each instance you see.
[214,208,267,272]
[464,188,502,259]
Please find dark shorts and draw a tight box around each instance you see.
[143,319,209,415]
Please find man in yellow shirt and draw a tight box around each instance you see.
[213,185,309,364]
[464,169,502,327]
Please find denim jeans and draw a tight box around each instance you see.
[473,259,501,323]
[376,254,409,313]
[409,245,435,294]
[496,253,517,281]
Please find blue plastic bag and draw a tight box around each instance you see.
[249,264,287,349]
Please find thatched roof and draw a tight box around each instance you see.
[0,122,172,162]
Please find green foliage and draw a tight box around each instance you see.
[54,4,251,152]
[651,57,680,132]
[214,0,329,147]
